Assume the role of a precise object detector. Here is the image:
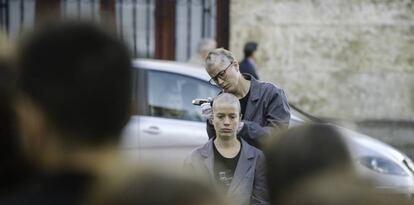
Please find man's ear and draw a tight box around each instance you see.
[234,61,240,72]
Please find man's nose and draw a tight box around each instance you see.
[223,117,230,125]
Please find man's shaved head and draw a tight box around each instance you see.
[213,93,240,113]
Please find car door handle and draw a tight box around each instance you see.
[143,126,161,135]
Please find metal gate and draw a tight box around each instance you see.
[0,0,35,40]
[175,0,216,61]
[0,0,218,61]
[116,0,155,58]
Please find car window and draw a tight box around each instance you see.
[147,70,219,122]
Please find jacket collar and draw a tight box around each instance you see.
[199,138,254,159]
[228,139,255,194]
[242,74,260,102]
[242,74,261,120]
[199,138,255,194]
[200,139,215,181]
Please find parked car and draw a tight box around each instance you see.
[122,59,414,196]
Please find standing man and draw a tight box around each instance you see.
[239,42,259,80]
[202,48,290,148]
[185,93,268,205]
[7,21,132,205]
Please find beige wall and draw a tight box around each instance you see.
[230,0,414,121]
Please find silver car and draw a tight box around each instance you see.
[122,59,414,196]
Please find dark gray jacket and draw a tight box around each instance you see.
[184,138,269,205]
[207,75,290,148]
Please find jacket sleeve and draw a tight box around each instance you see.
[238,87,290,143]
[251,151,269,205]
[182,153,199,179]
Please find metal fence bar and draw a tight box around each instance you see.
[19,0,23,29]
[4,0,8,33]
[201,0,205,37]
[91,0,95,20]
[77,0,81,18]
[145,0,150,57]
[0,0,8,33]
[119,0,123,40]
[0,0,2,27]
[62,0,67,18]
[132,0,137,57]
[0,0,4,31]
[206,0,211,36]
[186,0,191,59]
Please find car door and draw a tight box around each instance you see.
[124,68,219,166]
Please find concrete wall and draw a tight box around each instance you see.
[230,0,414,121]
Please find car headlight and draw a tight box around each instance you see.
[357,156,408,176]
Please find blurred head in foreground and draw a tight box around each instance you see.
[264,123,354,204]
[278,170,411,205]
[16,20,131,174]
[87,168,229,205]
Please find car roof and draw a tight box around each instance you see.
[132,59,211,82]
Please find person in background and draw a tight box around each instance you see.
[239,42,259,80]
[185,93,269,205]
[188,38,217,66]
[6,20,132,205]
[202,48,290,149]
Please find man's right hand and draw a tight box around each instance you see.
[201,102,212,122]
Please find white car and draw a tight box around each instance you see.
[122,59,414,196]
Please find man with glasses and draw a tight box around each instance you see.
[202,48,290,148]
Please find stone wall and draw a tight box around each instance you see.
[230,0,414,121]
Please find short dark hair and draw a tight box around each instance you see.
[264,124,352,204]
[18,21,132,144]
[243,42,258,58]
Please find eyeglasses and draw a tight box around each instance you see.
[208,62,233,86]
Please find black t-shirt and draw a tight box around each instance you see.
[239,89,250,118]
[213,141,241,191]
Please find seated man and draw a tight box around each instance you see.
[184,93,268,205]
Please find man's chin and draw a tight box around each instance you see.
[221,85,232,92]
[217,133,236,140]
